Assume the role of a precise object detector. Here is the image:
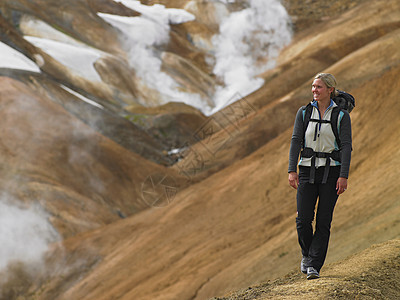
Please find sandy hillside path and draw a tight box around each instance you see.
[212,239,400,300]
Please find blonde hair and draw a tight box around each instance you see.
[314,73,339,98]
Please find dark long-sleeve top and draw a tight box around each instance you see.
[288,101,352,178]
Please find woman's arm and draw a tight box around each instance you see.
[288,107,305,173]
[339,111,352,178]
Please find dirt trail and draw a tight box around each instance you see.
[213,239,400,299]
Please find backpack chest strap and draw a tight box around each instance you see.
[309,118,331,123]
[309,118,332,141]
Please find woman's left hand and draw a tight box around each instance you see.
[336,177,348,195]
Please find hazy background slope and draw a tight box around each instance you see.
[0,0,398,299]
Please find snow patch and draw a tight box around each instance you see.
[20,16,86,48]
[24,36,103,82]
[114,0,195,24]
[60,85,104,109]
[0,42,41,73]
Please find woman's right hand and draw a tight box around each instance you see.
[288,172,299,190]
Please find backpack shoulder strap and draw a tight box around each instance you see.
[302,103,313,146]
[302,103,312,133]
[330,106,341,149]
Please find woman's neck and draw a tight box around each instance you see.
[317,98,331,113]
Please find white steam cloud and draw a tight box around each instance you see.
[0,195,59,270]
[211,0,292,112]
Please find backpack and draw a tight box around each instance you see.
[332,90,355,113]
[300,90,355,183]
[302,90,355,149]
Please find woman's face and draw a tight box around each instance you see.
[312,78,333,102]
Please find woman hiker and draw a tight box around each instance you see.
[288,73,352,279]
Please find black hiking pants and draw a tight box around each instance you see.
[296,166,340,272]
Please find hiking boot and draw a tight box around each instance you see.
[301,256,310,274]
[307,267,320,280]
